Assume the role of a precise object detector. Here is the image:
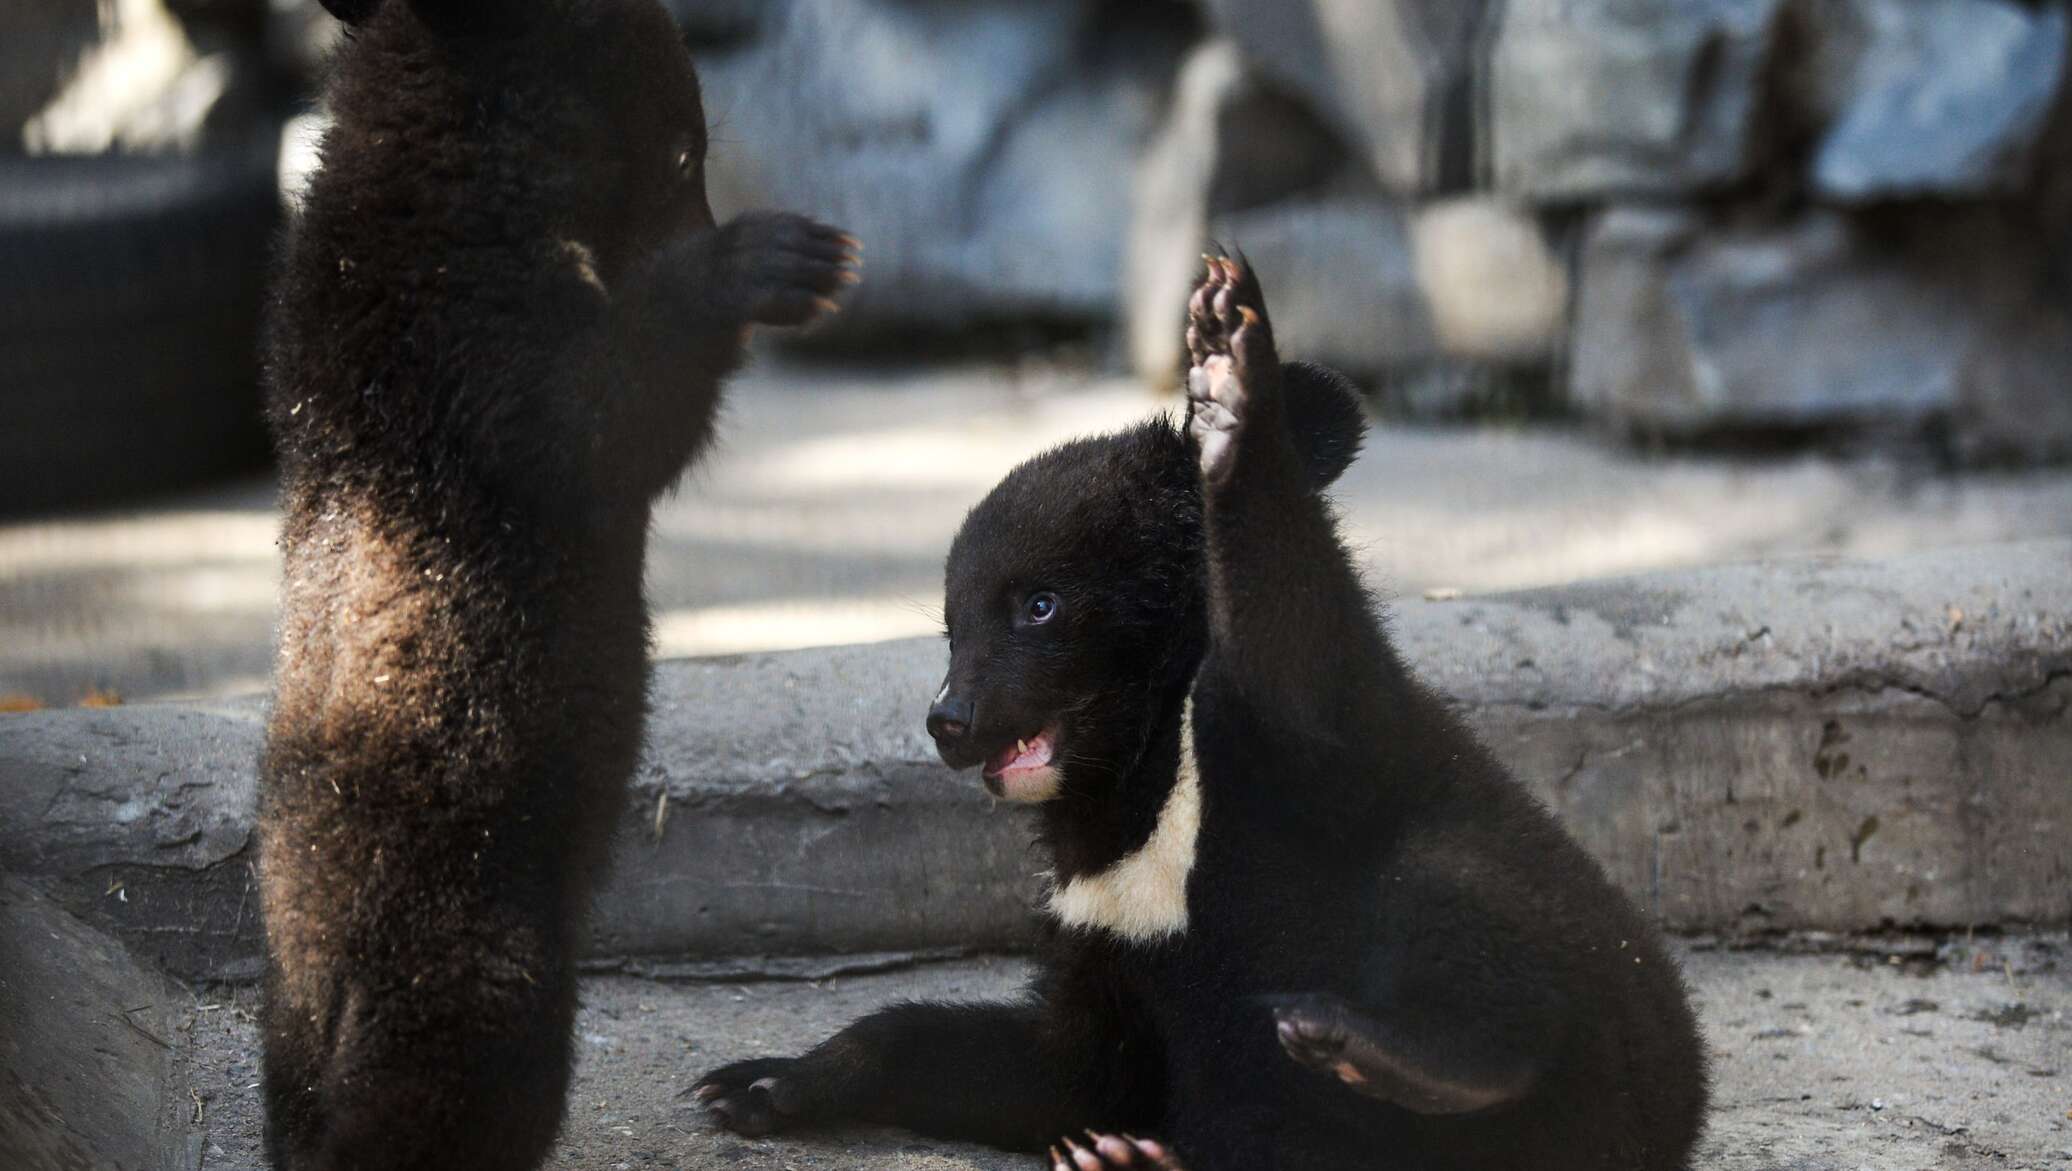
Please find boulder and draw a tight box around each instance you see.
[1198,0,1485,194]
[1125,41,1241,388]
[1487,0,1784,200]
[1123,36,1569,391]
[1124,39,1359,384]
[1131,158,1564,385]
[1796,0,2069,201]
[1952,298,2072,466]
[690,0,1188,336]
[661,0,764,45]
[1200,194,1571,379]
[0,876,201,1169]
[1208,195,1437,378]
[1570,206,2072,459]
[1409,196,1568,364]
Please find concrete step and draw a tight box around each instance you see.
[1,542,2066,981]
[164,939,2070,1171]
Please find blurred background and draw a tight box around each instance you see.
[4,0,2072,706]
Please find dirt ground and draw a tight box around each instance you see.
[176,937,2072,1170]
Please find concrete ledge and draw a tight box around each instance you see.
[2,542,2066,980]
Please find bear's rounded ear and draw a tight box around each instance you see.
[318,0,385,24]
[1281,361,1366,490]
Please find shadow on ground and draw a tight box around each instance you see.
[168,943,2072,1170]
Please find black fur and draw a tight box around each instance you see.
[257,3,856,1168]
[696,259,1706,1169]
[317,0,382,26]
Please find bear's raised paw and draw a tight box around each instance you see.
[1185,255,1279,485]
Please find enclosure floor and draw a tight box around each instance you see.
[8,362,2072,705]
[180,941,2070,1170]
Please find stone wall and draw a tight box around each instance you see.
[1125,0,2072,457]
[63,1,2072,454]
[672,0,1193,340]
[598,2,2072,454]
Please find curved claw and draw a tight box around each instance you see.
[1091,1131,1139,1165]
[1054,1130,1188,1171]
[691,1056,814,1137]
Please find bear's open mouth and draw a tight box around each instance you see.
[984,725,1057,779]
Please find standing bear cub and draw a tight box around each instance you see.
[259,1,857,1168]
[696,259,1707,1170]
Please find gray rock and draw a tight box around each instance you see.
[0,698,266,981]
[1123,39,1563,388]
[4,544,2067,979]
[661,0,764,43]
[1571,206,2072,451]
[1487,0,1784,200]
[1206,194,1437,376]
[1199,0,1485,194]
[1800,0,2069,200]
[1408,196,1567,364]
[692,0,1185,335]
[1952,299,2072,466]
[1125,41,1239,387]
[0,876,201,1170]
[1124,39,1352,385]
[1571,207,1967,431]
[1133,183,1563,386]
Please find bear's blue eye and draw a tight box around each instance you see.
[1026,592,1058,624]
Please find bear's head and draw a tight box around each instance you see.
[310,0,717,286]
[929,363,1365,805]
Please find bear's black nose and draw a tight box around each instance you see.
[927,696,974,743]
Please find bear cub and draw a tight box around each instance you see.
[257,2,857,1168]
[694,258,1707,1171]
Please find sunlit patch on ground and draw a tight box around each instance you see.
[652,597,940,659]
[4,364,2072,703]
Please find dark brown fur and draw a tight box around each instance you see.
[257,2,855,1167]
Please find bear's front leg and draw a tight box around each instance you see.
[598,211,859,497]
[694,997,1125,1152]
[665,210,861,330]
[1182,255,1381,740]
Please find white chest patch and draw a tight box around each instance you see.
[1045,701,1202,942]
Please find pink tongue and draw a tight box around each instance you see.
[988,732,1054,773]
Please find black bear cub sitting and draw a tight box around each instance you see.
[259,1,856,1168]
[696,258,1707,1170]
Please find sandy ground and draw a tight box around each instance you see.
[6,361,2072,705]
[174,938,2072,1170]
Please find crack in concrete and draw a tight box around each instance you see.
[1479,664,2072,721]
[1806,666,2072,721]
